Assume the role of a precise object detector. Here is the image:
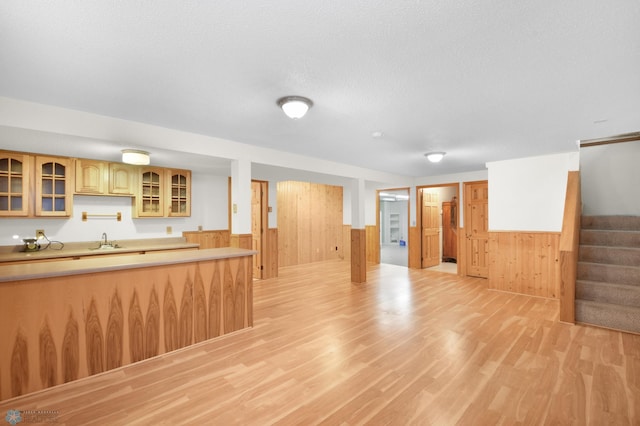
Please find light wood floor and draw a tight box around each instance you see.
[1,260,639,425]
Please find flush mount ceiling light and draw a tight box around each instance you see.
[122,149,150,165]
[425,152,446,163]
[277,96,313,119]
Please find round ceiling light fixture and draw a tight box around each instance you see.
[122,149,150,165]
[425,152,446,163]
[277,96,313,119]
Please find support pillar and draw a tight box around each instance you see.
[230,159,252,249]
[350,178,366,282]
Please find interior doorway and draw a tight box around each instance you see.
[418,184,459,274]
[378,188,409,267]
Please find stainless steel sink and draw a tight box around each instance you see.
[89,244,123,250]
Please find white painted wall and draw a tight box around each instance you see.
[487,152,579,232]
[581,141,640,215]
[0,173,228,246]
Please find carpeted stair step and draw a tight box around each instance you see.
[575,299,640,334]
[576,280,640,307]
[580,229,640,248]
[579,245,640,266]
[577,262,640,286]
[581,215,640,231]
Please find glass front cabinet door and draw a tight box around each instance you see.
[167,169,191,217]
[0,151,31,216]
[35,156,73,216]
[136,167,165,217]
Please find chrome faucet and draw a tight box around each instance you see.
[101,232,108,246]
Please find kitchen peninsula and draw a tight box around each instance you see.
[0,246,256,401]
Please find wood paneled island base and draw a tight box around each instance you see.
[0,248,255,400]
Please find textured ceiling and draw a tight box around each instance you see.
[1,1,639,177]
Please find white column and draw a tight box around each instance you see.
[351,178,365,229]
[230,158,252,235]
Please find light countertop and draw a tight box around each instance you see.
[0,237,200,263]
[0,247,257,283]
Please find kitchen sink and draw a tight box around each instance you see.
[89,244,123,250]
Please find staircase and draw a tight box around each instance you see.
[575,216,640,334]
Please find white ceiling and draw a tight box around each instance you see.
[1,1,639,177]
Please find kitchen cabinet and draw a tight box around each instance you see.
[35,155,73,217]
[135,166,165,217]
[0,151,31,217]
[109,162,136,195]
[167,168,191,217]
[75,159,136,196]
[134,167,191,218]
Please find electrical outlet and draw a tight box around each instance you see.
[166,226,172,235]
[36,229,45,239]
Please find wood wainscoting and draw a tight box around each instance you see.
[408,226,421,268]
[489,231,561,299]
[0,255,253,400]
[342,225,351,260]
[365,225,380,264]
[183,229,231,248]
[265,228,278,278]
[231,233,253,250]
[276,181,343,267]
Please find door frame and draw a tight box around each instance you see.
[251,180,269,279]
[416,183,460,274]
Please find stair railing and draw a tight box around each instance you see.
[559,171,581,323]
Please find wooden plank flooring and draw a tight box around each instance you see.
[1,260,639,425]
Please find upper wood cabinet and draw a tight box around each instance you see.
[2,150,191,219]
[35,155,73,217]
[75,159,106,194]
[109,163,136,195]
[133,167,191,218]
[134,167,165,217]
[0,151,31,217]
[75,159,136,196]
[167,169,191,217]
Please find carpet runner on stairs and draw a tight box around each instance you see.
[576,215,640,334]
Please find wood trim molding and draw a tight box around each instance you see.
[559,171,581,323]
[580,132,640,147]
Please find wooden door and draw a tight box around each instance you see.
[464,181,489,278]
[251,181,263,279]
[442,199,457,261]
[421,190,440,268]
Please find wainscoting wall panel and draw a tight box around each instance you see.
[365,225,380,264]
[183,229,231,248]
[277,181,343,267]
[489,231,560,298]
[342,225,351,260]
